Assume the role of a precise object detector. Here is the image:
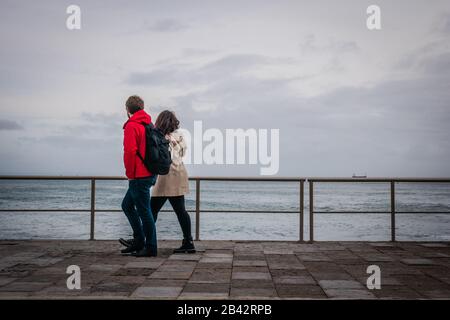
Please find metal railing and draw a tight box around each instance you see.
[308,178,450,241]
[0,176,449,242]
[0,176,306,241]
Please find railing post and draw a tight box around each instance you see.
[195,179,200,241]
[390,181,396,242]
[90,179,96,241]
[299,180,304,242]
[309,180,314,242]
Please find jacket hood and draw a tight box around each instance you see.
[168,130,184,141]
[167,130,187,150]
[123,109,151,129]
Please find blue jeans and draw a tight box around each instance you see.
[121,175,157,252]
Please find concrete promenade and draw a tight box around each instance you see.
[0,240,449,299]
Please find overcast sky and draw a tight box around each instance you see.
[0,0,449,177]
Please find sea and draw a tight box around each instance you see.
[0,180,449,241]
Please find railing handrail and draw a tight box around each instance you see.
[308,177,450,182]
[0,175,449,242]
[1,175,450,182]
[0,175,306,181]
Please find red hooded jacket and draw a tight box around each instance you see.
[123,109,153,179]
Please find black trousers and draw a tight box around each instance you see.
[150,195,193,240]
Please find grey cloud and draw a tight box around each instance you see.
[396,11,450,72]
[124,38,450,173]
[19,135,117,150]
[199,54,269,73]
[299,34,359,55]
[0,119,23,130]
[127,64,187,86]
[395,15,450,73]
[419,52,450,75]
[126,54,292,87]
[80,112,124,126]
[147,19,189,32]
[9,111,126,175]
[181,48,219,57]
[16,112,125,154]
[2,0,450,177]
[394,42,441,71]
[56,112,124,139]
[433,12,450,35]
[166,46,450,176]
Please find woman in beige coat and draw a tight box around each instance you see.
[150,110,195,253]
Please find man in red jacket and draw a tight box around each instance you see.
[120,95,157,257]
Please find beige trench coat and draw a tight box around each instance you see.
[152,130,189,197]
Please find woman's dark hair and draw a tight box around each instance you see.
[155,110,180,135]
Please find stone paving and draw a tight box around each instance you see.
[0,240,449,299]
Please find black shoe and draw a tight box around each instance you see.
[173,238,196,254]
[119,238,134,247]
[121,242,144,254]
[132,247,157,257]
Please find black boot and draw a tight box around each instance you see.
[173,238,196,254]
[119,238,135,248]
[121,241,144,254]
[132,247,157,257]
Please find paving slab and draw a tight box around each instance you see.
[273,276,316,285]
[263,249,294,255]
[199,257,233,264]
[267,261,306,270]
[233,260,267,267]
[183,283,229,294]
[421,289,450,299]
[168,254,202,261]
[142,279,187,287]
[231,279,275,289]
[420,243,448,248]
[0,277,18,287]
[149,271,193,280]
[275,284,326,299]
[131,286,182,299]
[324,289,376,299]
[178,292,229,300]
[0,240,449,299]
[400,258,435,266]
[196,262,233,269]
[233,266,269,273]
[88,264,123,272]
[124,260,164,269]
[318,280,364,289]
[0,281,53,292]
[296,253,332,262]
[113,268,154,277]
[372,286,424,299]
[232,272,272,280]
[91,281,138,293]
[189,269,231,283]
[230,287,277,298]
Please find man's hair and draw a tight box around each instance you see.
[125,95,144,114]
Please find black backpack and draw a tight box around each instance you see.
[136,123,172,175]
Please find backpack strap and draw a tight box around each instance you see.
[135,122,152,162]
[136,151,144,162]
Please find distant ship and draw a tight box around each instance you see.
[352,173,367,178]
